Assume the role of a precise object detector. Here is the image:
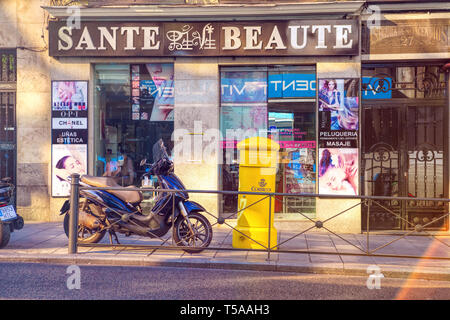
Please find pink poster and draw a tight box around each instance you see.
[318,148,358,196]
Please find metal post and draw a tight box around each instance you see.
[366,199,370,255]
[68,173,80,254]
[172,192,175,246]
[267,195,272,261]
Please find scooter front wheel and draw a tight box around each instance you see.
[173,212,212,254]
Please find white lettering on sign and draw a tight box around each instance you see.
[265,25,287,50]
[58,26,73,50]
[75,26,96,50]
[222,26,241,50]
[333,25,353,49]
[243,26,262,50]
[52,118,88,129]
[312,25,331,49]
[142,26,160,50]
[53,22,356,55]
[98,26,118,51]
[289,26,309,49]
[269,79,315,92]
[121,27,140,50]
[221,82,268,96]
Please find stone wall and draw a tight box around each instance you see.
[174,57,220,221]
[0,0,90,221]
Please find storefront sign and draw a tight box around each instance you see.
[362,18,449,55]
[49,20,359,57]
[51,81,88,197]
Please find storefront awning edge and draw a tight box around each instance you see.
[42,2,365,21]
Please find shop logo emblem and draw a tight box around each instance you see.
[251,179,270,192]
[259,179,267,188]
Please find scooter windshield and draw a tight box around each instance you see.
[152,139,169,163]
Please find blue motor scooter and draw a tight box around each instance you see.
[60,140,212,253]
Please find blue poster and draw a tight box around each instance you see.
[362,76,392,99]
[268,73,316,98]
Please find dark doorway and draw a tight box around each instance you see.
[0,50,16,201]
[362,64,448,231]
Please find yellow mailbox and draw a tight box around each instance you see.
[232,136,280,250]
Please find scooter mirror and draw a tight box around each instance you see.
[140,158,147,167]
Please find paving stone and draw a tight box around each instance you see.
[309,253,342,264]
[247,250,278,262]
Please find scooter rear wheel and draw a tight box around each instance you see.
[63,213,106,244]
[173,211,212,254]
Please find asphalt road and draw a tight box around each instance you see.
[0,262,449,301]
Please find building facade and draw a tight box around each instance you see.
[0,0,449,234]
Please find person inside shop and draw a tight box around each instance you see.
[104,147,136,186]
[103,149,120,178]
[115,150,136,186]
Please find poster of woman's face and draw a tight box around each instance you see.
[52,144,87,197]
[319,79,359,131]
[318,148,358,195]
[318,79,344,112]
[144,63,175,122]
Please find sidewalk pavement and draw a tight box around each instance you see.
[1,221,449,281]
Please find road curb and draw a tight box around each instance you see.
[0,254,449,281]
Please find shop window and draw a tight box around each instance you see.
[220,66,316,220]
[94,63,174,186]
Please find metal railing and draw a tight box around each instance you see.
[67,174,450,261]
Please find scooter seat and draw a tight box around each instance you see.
[80,175,143,204]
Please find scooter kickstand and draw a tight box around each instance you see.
[108,230,120,245]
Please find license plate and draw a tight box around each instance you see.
[0,205,17,222]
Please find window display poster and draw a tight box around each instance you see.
[51,81,88,197]
[268,112,316,148]
[221,71,267,104]
[285,148,316,194]
[51,81,88,143]
[318,148,358,196]
[220,105,267,147]
[52,81,87,110]
[131,65,141,121]
[139,63,174,122]
[318,79,359,148]
[52,144,87,197]
[268,72,316,99]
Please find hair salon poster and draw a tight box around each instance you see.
[318,78,359,196]
[51,81,88,197]
[134,63,175,122]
